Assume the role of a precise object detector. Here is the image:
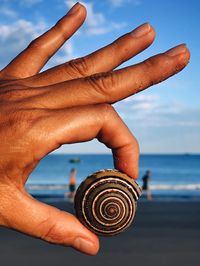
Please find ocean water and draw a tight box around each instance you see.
[26,154,200,199]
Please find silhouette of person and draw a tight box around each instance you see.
[142,170,152,201]
[68,168,77,199]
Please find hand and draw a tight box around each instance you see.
[0,3,190,255]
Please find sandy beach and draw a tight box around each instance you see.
[0,200,200,266]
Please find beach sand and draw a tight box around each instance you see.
[0,200,200,266]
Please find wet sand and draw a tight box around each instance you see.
[0,200,200,266]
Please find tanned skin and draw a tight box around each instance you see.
[0,3,190,256]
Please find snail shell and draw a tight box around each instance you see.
[74,169,142,236]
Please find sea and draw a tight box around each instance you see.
[26,154,200,201]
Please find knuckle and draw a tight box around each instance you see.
[98,103,117,125]
[143,56,157,69]
[86,72,115,101]
[99,103,115,115]
[55,22,68,40]
[40,212,70,245]
[28,38,50,57]
[122,133,140,158]
[67,57,91,77]
[142,57,160,87]
[111,39,127,63]
[124,134,140,155]
[28,38,42,50]
[143,54,172,86]
[40,219,60,243]
[126,138,140,179]
[144,53,169,70]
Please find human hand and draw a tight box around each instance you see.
[0,3,190,255]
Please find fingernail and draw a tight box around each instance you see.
[67,2,80,15]
[131,23,151,38]
[165,44,187,57]
[74,237,95,255]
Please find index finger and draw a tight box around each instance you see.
[33,104,139,179]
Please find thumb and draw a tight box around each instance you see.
[2,188,99,255]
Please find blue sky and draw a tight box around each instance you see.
[0,0,199,154]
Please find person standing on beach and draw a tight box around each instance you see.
[68,168,77,199]
[142,170,152,201]
[0,2,190,256]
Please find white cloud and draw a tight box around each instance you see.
[65,0,126,35]
[19,0,43,6]
[129,94,182,115]
[115,93,200,128]
[0,19,47,68]
[108,0,142,7]
[0,7,17,18]
[1,0,43,7]
[85,21,127,35]
[82,1,105,27]
[109,0,125,7]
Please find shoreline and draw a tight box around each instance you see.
[32,193,200,204]
[25,183,200,203]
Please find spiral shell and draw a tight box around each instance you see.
[74,169,142,236]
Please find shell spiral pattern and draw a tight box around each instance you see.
[74,169,142,236]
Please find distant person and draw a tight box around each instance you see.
[68,168,77,199]
[142,170,152,201]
